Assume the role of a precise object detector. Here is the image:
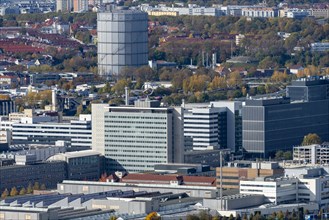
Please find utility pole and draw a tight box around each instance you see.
[220,150,223,206]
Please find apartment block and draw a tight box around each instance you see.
[241,7,278,18]
[310,8,329,18]
[311,42,329,52]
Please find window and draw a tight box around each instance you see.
[25,214,31,220]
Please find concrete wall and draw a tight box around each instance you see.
[58,181,217,198]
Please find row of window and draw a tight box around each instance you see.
[105,116,166,120]
[105,135,166,139]
[106,130,166,134]
[105,120,166,124]
[104,145,167,149]
[105,149,166,153]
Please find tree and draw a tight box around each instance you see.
[145,211,161,220]
[198,210,212,220]
[1,188,9,199]
[227,71,242,88]
[212,215,220,220]
[302,133,322,146]
[277,211,284,220]
[99,172,107,182]
[270,71,288,83]
[208,76,227,90]
[283,151,292,160]
[10,187,18,197]
[40,184,46,190]
[33,182,40,190]
[76,104,84,116]
[27,183,33,194]
[111,79,131,95]
[19,187,26,195]
[186,214,200,220]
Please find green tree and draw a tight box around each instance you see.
[19,187,26,195]
[198,210,212,220]
[27,183,33,194]
[283,151,292,160]
[33,182,40,190]
[186,214,200,220]
[10,187,18,197]
[1,188,9,199]
[277,211,284,220]
[302,133,322,146]
[40,184,46,190]
[111,79,131,95]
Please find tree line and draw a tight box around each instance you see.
[1,182,46,199]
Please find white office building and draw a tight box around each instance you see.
[12,115,92,149]
[240,167,329,208]
[285,167,329,208]
[183,104,227,151]
[182,101,242,153]
[241,7,278,18]
[240,177,298,204]
[92,100,184,173]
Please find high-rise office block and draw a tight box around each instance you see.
[211,101,243,153]
[243,77,329,157]
[92,100,184,173]
[97,8,148,79]
[182,101,242,153]
[183,104,227,151]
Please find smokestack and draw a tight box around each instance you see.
[125,87,129,106]
[52,89,57,111]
